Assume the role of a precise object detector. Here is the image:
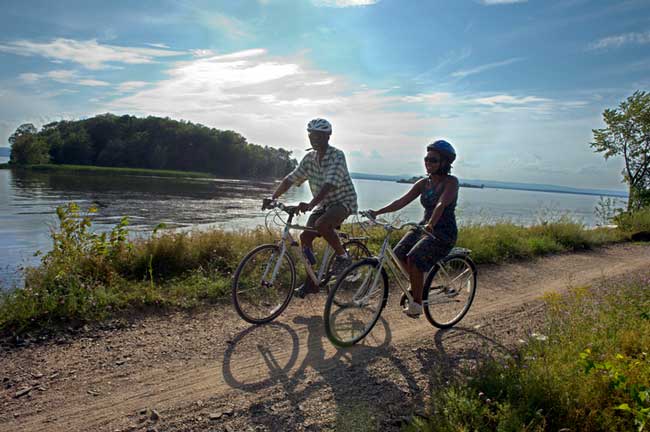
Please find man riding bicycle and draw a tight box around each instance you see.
[266,118,358,297]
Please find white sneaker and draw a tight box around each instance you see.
[403,301,422,318]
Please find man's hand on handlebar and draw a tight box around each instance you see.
[262,197,275,210]
[297,202,312,214]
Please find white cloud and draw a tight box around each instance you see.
[145,43,171,49]
[191,49,217,57]
[474,94,550,106]
[312,0,379,7]
[78,79,111,87]
[480,0,527,4]
[400,92,452,104]
[452,58,523,78]
[0,38,185,70]
[200,12,250,39]
[105,48,444,170]
[18,69,110,87]
[589,31,650,50]
[116,81,150,92]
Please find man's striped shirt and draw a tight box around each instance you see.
[287,145,358,213]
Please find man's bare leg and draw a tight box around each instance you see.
[316,223,345,256]
[299,231,319,250]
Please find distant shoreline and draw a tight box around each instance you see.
[350,173,628,199]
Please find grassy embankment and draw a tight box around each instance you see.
[0,163,214,178]
[0,203,648,336]
[403,276,650,432]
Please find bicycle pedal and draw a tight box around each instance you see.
[294,286,306,299]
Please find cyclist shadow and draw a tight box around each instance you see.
[221,314,426,430]
[408,325,515,398]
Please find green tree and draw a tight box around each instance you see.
[8,123,50,164]
[592,91,650,211]
[61,126,92,164]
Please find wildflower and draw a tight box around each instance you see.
[531,332,548,341]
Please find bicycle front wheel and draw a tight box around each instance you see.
[423,254,477,328]
[232,244,296,325]
[324,258,388,347]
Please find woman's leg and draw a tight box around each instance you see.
[393,229,419,273]
[406,236,454,305]
[407,256,424,304]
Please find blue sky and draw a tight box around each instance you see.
[1,0,649,190]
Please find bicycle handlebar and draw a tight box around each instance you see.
[359,210,436,239]
[262,198,299,215]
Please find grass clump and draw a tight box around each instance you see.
[457,218,624,264]
[404,278,650,432]
[615,207,650,238]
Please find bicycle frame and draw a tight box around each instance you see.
[355,218,447,307]
[273,221,333,286]
[264,207,360,288]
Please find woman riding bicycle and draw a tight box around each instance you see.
[368,140,459,318]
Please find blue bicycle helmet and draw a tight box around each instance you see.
[427,139,456,163]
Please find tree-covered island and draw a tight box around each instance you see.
[6,113,298,179]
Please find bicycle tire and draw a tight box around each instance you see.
[232,244,296,325]
[324,258,389,347]
[422,254,477,328]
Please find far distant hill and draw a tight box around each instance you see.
[350,172,628,198]
[0,147,9,157]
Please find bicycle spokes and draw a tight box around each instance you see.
[324,260,388,347]
[424,256,476,328]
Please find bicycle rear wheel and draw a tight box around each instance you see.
[232,244,296,324]
[324,258,388,347]
[423,254,477,328]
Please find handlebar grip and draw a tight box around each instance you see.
[262,198,274,210]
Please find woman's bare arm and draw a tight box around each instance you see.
[373,178,425,216]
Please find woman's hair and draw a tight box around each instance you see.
[437,157,452,175]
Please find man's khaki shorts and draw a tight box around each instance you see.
[306,204,350,230]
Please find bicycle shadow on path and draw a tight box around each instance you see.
[220,314,513,431]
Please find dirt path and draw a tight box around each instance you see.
[1,243,649,432]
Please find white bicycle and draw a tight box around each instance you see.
[324,211,477,347]
[231,200,370,325]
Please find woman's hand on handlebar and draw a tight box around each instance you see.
[364,209,378,219]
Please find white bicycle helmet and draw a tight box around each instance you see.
[307,118,332,134]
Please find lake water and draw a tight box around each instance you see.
[0,161,626,288]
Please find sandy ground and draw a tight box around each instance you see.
[1,242,649,432]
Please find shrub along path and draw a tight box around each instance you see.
[1,242,649,432]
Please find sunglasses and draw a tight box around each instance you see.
[424,156,441,164]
